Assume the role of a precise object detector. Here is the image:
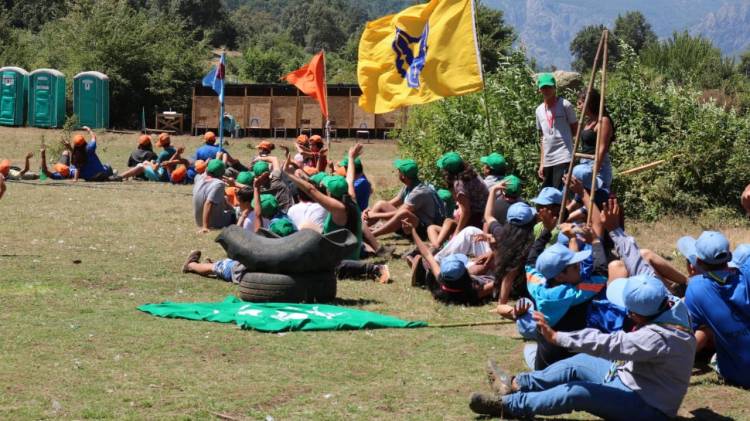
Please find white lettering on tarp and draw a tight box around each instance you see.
[305,306,344,320]
[237,305,262,317]
[271,311,308,322]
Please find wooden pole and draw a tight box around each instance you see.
[619,155,682,176]
[558,31,606,223]
[471,0,497,152]
[587,30,608,226]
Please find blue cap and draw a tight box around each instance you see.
[677,231,731,265]
[531,187,562,206]
[556,232,569,246]
[535,244,591,280]
[606,274,668,316]
[506,202,537,226]
[572,164,603,190]
[729,244,750,269]
[439,254,469,282]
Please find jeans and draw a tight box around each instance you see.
[504,353,666,421]
[580,156,612,191]
[542,162,569,190]
[335,260,377,280]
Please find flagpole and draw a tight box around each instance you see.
[219,51,226,150]
[471,0,496,152]
[322,50,331,154]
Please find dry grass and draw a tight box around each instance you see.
[0,126,748,420]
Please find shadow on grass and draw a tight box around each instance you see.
[331,297,382,306]
[681,408,735,420]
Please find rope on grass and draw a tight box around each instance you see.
[6,179,194,197]
[427,320,512,328]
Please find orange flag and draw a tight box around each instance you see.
[283,51,328,118]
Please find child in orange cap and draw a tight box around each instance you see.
[156,133,177,165]
[0,152,39,180]
[120,135,158,180]
[38,148,77,180]
[67,126,119,181]
[300,134,328,173]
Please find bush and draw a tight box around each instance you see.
[398,45,750,220]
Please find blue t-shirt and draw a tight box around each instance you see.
[79,141,107,180]
[685,266,750,387]
[194,144,226,162]
[157,146,177,164]
[353,174,371,211]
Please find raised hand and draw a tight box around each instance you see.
[533,311,557,343]
[600,198,622,231]
[349,143,363,159]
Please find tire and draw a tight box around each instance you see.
[216,225,358,274]
[238,271,336,303]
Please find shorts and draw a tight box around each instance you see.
[212,259,246,283]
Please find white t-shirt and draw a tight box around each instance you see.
[287,201,328,230]
[535,98,577,167]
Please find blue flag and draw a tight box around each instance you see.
[202,52,225,104]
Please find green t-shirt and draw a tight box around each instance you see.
[322,196,363,261]
[533,222,559,247]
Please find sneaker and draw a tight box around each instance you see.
[468,392,506,417]
[486,359,514,395]
[182,250,201,273]
[374,264,391,284]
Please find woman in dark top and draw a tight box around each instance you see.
[577,89,614,190]
[437,152,489,232]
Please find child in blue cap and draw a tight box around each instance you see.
[678,231,750,388]
[471,273,696,420]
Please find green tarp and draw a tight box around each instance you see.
[138,296,427,332]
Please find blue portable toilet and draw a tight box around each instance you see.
[28,69,66,128]
[0,66,29,126]
[73,71,109,129]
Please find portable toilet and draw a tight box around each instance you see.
[0,66,29,126]
[28,69,66,128]
[73,71,109,129]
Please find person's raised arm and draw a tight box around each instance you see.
[0,175,6,200]
[259,156,280,172]
[484,181,506,227]
[346,144,363,199]
[252,174,267,233]
[280,145,292,173]
[284,169,345,215]
[83,126,95,143]
[20,152,32,176]
[402,219,440,278]
[454,192,471,233]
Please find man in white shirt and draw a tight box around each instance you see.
[535,73,578,190]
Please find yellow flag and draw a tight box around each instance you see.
[357,0,483,114]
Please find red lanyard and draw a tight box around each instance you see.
[545,99,557,133]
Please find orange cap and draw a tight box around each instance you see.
[53,163,70,178]
[335,166,346,176]
[138,135,152,147]
[0,159,10,176]
[225,186,239,207]
[204,131,216,144]
[256,141,275,151]
[296,134,309,145]
[73,134,86,147]
[194,159,207,174]
[170,165,187,183]
[309,135,324,145]
[303,166,320,176]
[157,132,171,147]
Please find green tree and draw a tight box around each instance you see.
[740,49,750,78]
[239,33,307,83]
[2,0,67,31]
[613,11,657,54]
[476,5,515,73]
[569,24,619,73]
[641,31,735,89]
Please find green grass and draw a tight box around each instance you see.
[1,127,749,420]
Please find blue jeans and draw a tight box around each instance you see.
[504,353,666,421]
[580,156,612,191]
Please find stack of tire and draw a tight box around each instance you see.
[215,225,358,303]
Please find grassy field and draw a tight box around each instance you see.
[1,126,749,420]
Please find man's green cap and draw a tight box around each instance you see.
[537,73,556,89]
[393,159,419,179]
[236,171,254,186]
[324,175,348,199]
[309,172,327,187]
[269,218,296,237]
[436,152,464,175]
[255,193,278,218]
[252,160,270,177]
[502,174,522,196]
[339,156,363,172]
[206,159,226,177]
[437,188,453,202]
[480,152,507,171]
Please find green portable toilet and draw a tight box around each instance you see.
[28,69,66,128]
[0,66,29,126]
[73,71,109,129]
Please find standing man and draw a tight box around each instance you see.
[535,73,578,189]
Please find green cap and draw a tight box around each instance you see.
[437,188,455,215]
[309,172,327,187]
[236,171,254,186]
[339,156,363,172]
[324,175,348,199]
[480,152,507,171]
[502,174,522,196]
[537,73,556,89]
[269,218,297,237]
[393,159,419,180]
[252,160,271,177]
[206,159,226,177]
[436,152,464,175]
[255,193,279,218]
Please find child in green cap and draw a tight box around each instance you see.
[437,151,489,232]
[192,158,235,233]
[480,152,508,189]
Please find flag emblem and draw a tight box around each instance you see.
[392,24,429,89]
